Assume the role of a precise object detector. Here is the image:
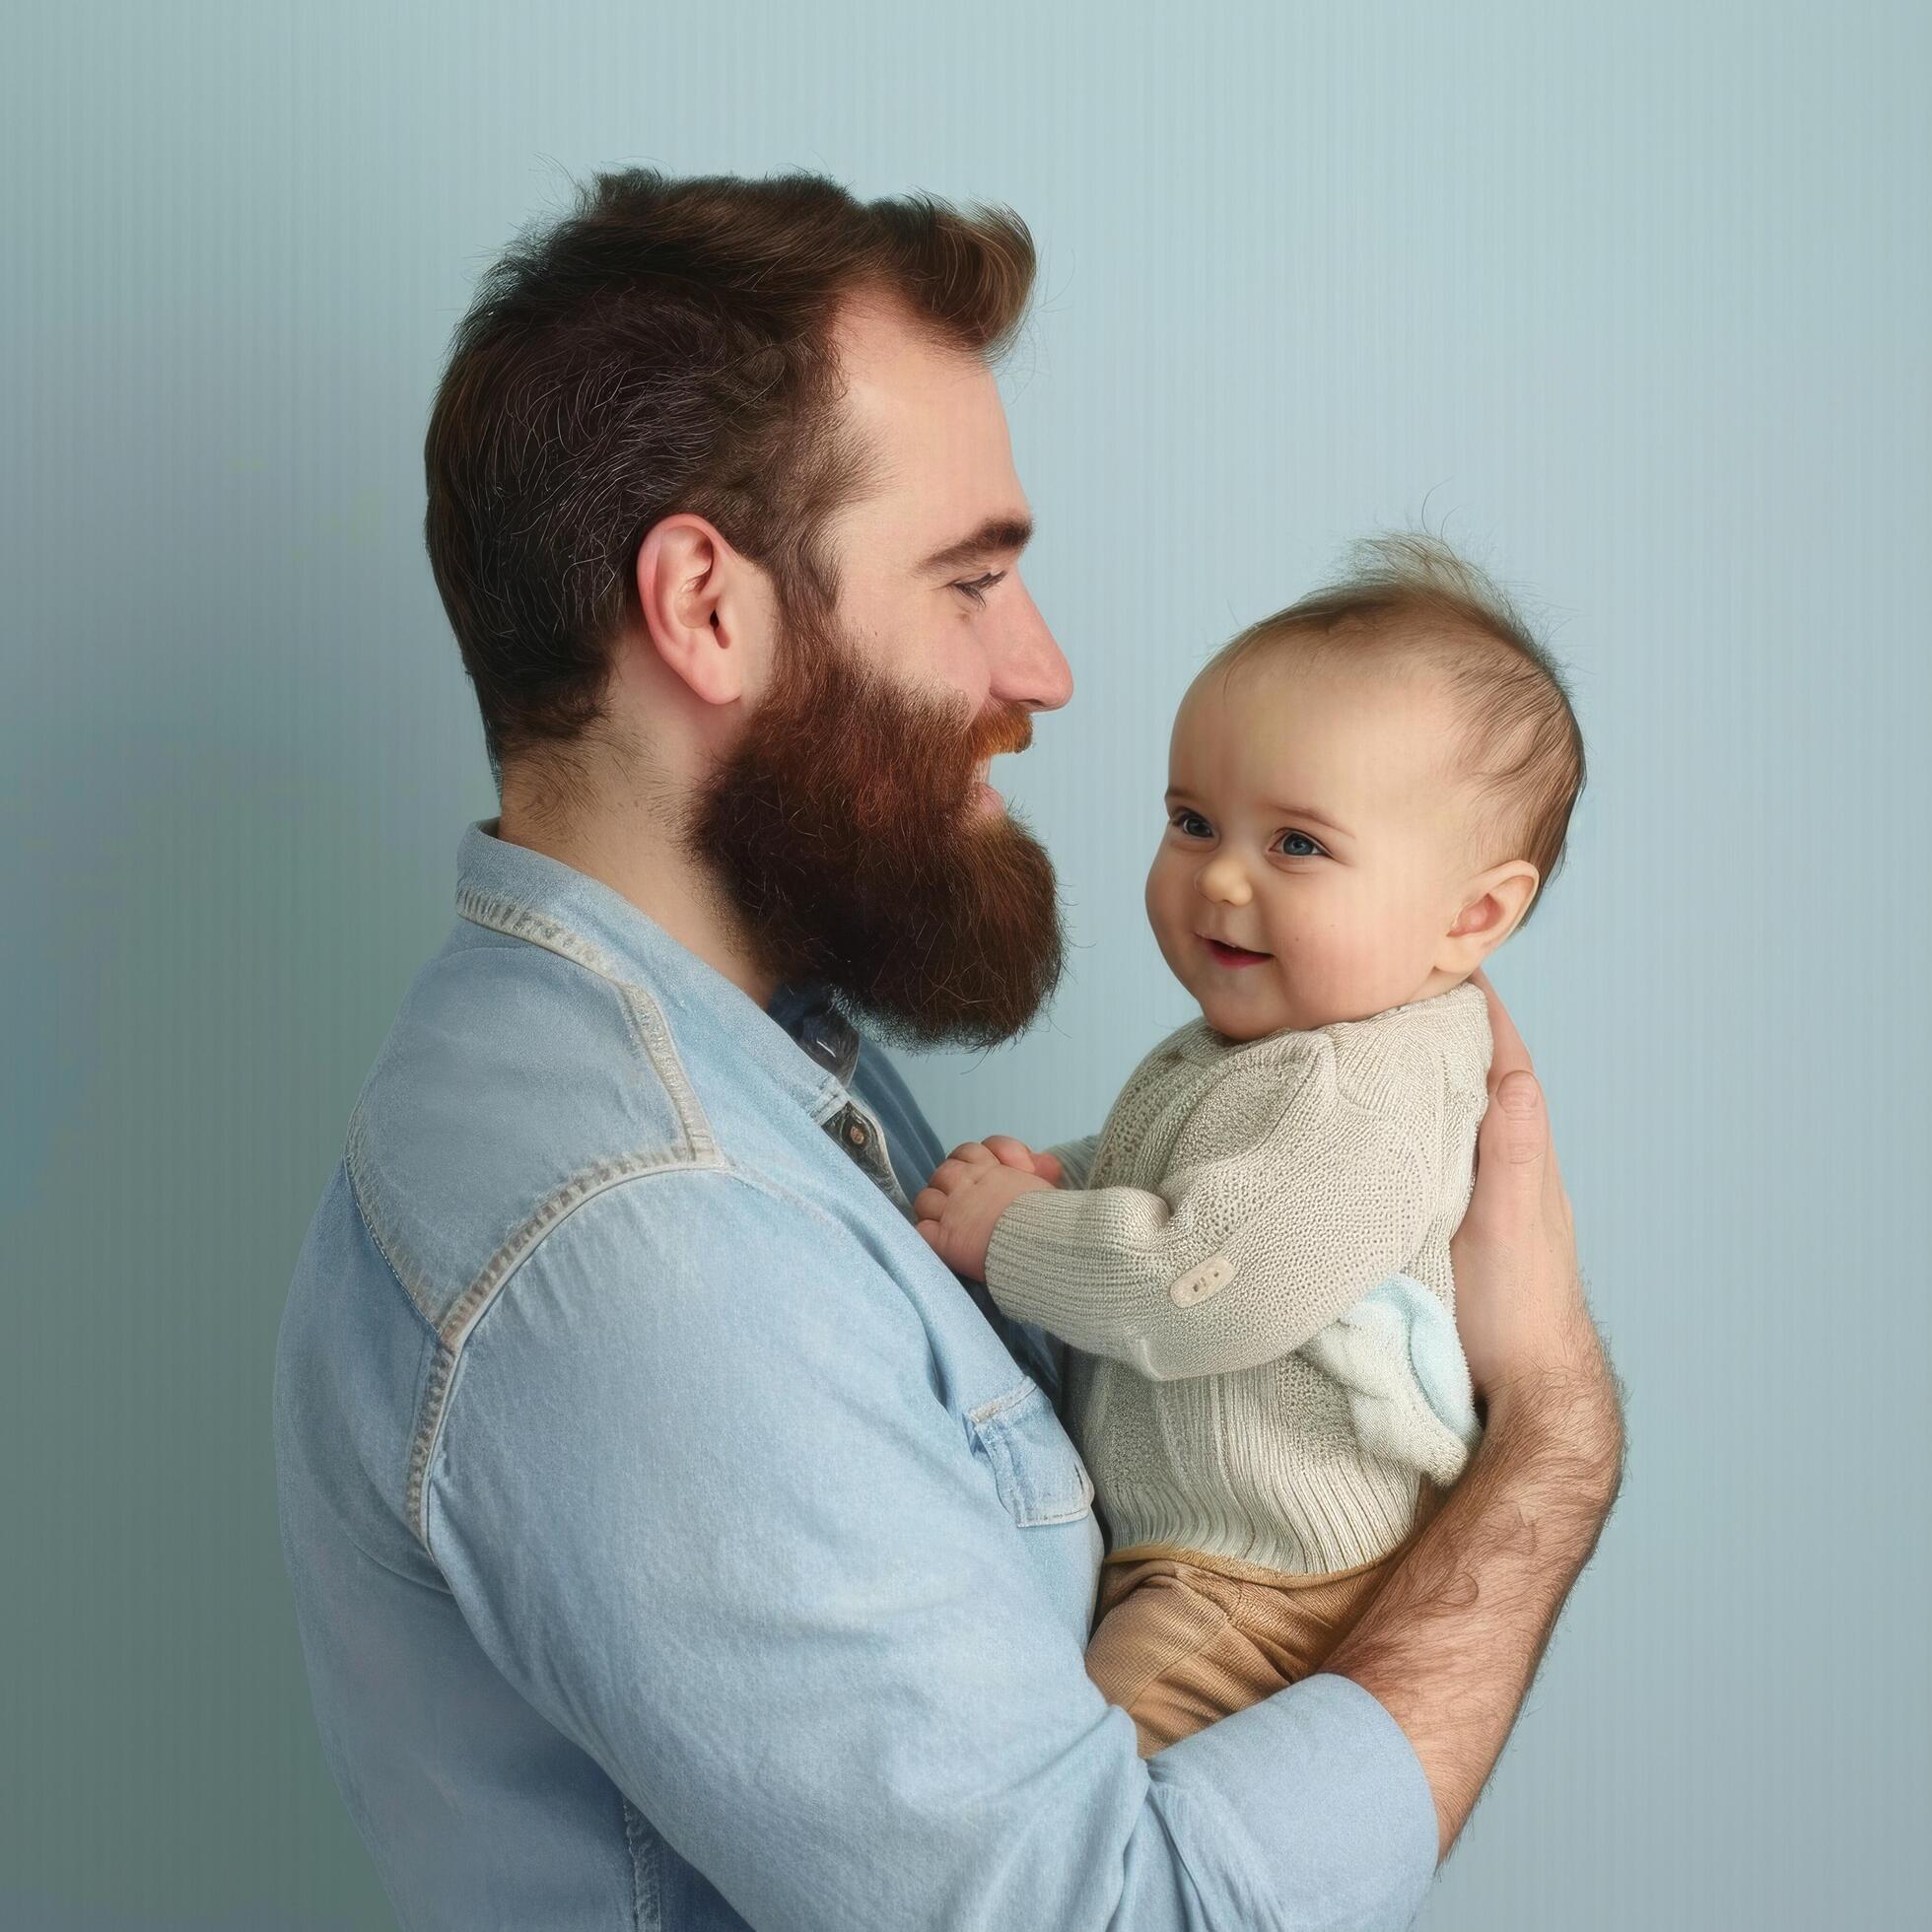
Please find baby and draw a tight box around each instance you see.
[914,533,1586,1754]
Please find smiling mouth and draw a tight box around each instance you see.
[961,760,1003,811]
[1202,936,1272,965]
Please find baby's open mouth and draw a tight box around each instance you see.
[1202,936,1271,966]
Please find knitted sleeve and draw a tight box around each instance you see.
[1040,1133,1100,1190]
[982,1046,1440,1382]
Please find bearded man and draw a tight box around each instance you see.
[274,168,1622,1932]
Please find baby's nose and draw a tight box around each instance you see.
[1199,856,1252,902]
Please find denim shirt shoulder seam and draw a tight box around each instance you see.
[344,1107,440,1328]
[341,1144,440,1346]
[454,886,720,1164]
[362,886,746,1554]
[405,1145,737,1554]
[409,1159,907,1560]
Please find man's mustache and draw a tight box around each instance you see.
[967,703,1033,765]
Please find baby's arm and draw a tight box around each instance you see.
[913,1132,1105,1280]
[1038,1133,1100,1190]
[982,1046,1441,1383]
[916,1143,1059,1282]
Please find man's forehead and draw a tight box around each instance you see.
[829,313,1025,562]
[834,300,1000,426]
[835,295,1007,424]
[834,287,980,379]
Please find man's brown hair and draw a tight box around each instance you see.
[1204,533,1587,932]
[424,169,1037,776]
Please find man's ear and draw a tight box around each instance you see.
[1435,861,1541,976]
[630,514,769,708]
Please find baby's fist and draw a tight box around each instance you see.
[914,1140,1056,1281]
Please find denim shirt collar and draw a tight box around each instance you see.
[763,981,862,1087]
[454,820,853,1117]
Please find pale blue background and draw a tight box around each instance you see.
[4,1,1927,1925]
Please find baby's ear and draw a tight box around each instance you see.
[1442,862,1540,972]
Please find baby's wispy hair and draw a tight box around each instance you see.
[1204,532,1587,932]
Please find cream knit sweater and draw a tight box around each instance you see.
[986,982,1493,1577]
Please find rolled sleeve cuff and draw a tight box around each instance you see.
[1145,1673,1438,1931]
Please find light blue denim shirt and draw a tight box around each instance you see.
[272,822,1438,1930]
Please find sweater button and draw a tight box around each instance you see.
[1169,1254,1235,1306]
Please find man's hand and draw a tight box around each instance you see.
[914,1140,1058,1280]
[1451,967,1616,1433]
[1322,966,1624,1864]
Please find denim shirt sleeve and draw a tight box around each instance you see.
[421,1165,1438,1931]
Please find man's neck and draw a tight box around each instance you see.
[492,804,781,1011]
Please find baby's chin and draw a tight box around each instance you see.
[1188,972,1469,1040]
[1183,973,1298,1043]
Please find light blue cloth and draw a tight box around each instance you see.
[1298,1275,1484,1488]
[273,821,1439,1930]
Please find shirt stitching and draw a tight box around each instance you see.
[404,1146,732,1551]
[407,1161,883,1556]
[454,888,721,1163]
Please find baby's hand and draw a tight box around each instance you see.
[980,1134,1066,1187]
[914,1140,1058,1281]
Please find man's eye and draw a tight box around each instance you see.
[951,571,1005,607]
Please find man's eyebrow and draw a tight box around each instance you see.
[918,515,1034,575]
[1163,787,1354,840]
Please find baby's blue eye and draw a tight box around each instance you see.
[1278,831,1325,859]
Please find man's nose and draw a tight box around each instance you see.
[988,579,1073,713]
[1198,853,1253,905]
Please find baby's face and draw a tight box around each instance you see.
[1144,651,1482,1040]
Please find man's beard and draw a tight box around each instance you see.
[682,596,1067,1055]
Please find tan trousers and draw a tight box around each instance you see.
[1084,1490,1443,1756]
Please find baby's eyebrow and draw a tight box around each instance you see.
[1264,801,1353,839]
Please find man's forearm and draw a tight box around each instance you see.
[1322,1364,1625,1862]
